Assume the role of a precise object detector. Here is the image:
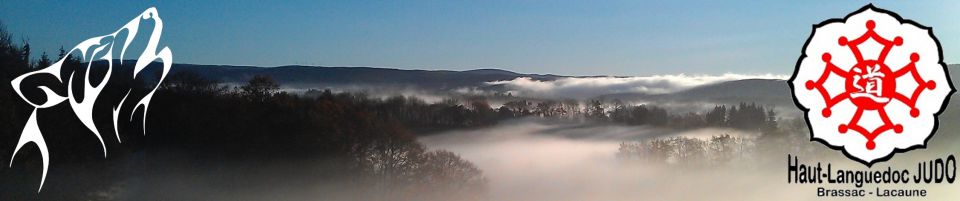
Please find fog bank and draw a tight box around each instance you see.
[487,74,788,99]
[419,119,956,201]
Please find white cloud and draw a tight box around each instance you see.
[486,73,788,98]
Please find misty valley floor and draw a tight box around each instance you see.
[418,119,959,201]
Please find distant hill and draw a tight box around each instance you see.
[596,79,792,111]
[672,79,791,104]
[600,64,960,109]
[947,65,960,93]
[158,62,958,110]
[169,64,561,90]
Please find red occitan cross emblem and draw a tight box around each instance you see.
[804,20,936,150]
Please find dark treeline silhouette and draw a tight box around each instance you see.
[493,98,778,131]
[141,71,490,200]
[294,89,779,134]
[299,89,501,134]
[0,23,486,200]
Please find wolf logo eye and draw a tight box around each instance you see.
[8,7,172,192]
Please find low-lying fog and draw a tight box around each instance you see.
[419,119,957,201]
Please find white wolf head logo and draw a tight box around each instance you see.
[9,7,172,191]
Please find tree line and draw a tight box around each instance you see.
[316,92,781,132]
[617,135,754,167]
[615,115,832,168]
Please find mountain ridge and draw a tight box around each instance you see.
[106,61,959,107]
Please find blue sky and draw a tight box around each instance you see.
[1,1,958,76]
